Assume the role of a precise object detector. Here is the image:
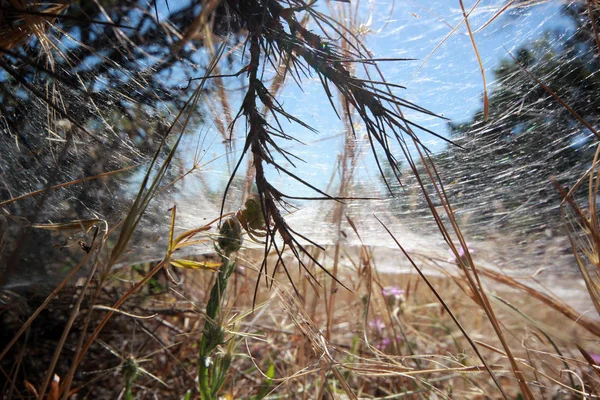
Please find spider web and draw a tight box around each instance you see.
[0,0,596,311]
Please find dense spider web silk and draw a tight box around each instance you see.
[0,0,596,310]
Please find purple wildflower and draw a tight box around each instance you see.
[382,286,404,298]
[376,337,391,350]
[368,317,386,332]
[448,242,474,263]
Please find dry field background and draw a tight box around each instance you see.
[1,0,600,399]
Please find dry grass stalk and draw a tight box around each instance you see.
[3,1,600,399]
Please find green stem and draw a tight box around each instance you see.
[125,380,133,400]
[198,254,236,399]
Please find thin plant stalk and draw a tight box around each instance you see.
[197,254,236,399]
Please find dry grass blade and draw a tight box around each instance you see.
[552,152,600,318]
[322,0,371,342]
[30,219,100,231]
[55,46,228,397]
[489,293,578,389]
[276,288,358,400]
[37,253,99,400]
[478,266,600,337]
[0,165,139,207]
[473,340,596,398]
[409,148,536,399]
[0,1,70,50]
[576,343,600,379]
[459,0,489,120]
[375,216,510,400]
[3,1,597,398]
[410,0,482,81]
[505,47,600,140]
[176,0,222,50]
[473,0,519,33]
[0,249,95,362]
[588,0,600,56]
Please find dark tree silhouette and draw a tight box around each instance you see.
[0,0,246,287]
[430,3,600,238]
[0,0,245,203]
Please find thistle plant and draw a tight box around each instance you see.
[122,356,141,400]
[197,197,266,399]
[197,243,236,400]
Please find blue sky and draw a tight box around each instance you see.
[277,0,570,148]
[171,0,573,198]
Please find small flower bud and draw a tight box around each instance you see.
[218,217,243,254]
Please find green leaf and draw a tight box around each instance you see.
[170,259,221,271]
[254,362,275,399]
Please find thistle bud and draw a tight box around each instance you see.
[218,217,243,254]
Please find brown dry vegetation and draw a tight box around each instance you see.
[2,0,600,399]
[4,247,600,399]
